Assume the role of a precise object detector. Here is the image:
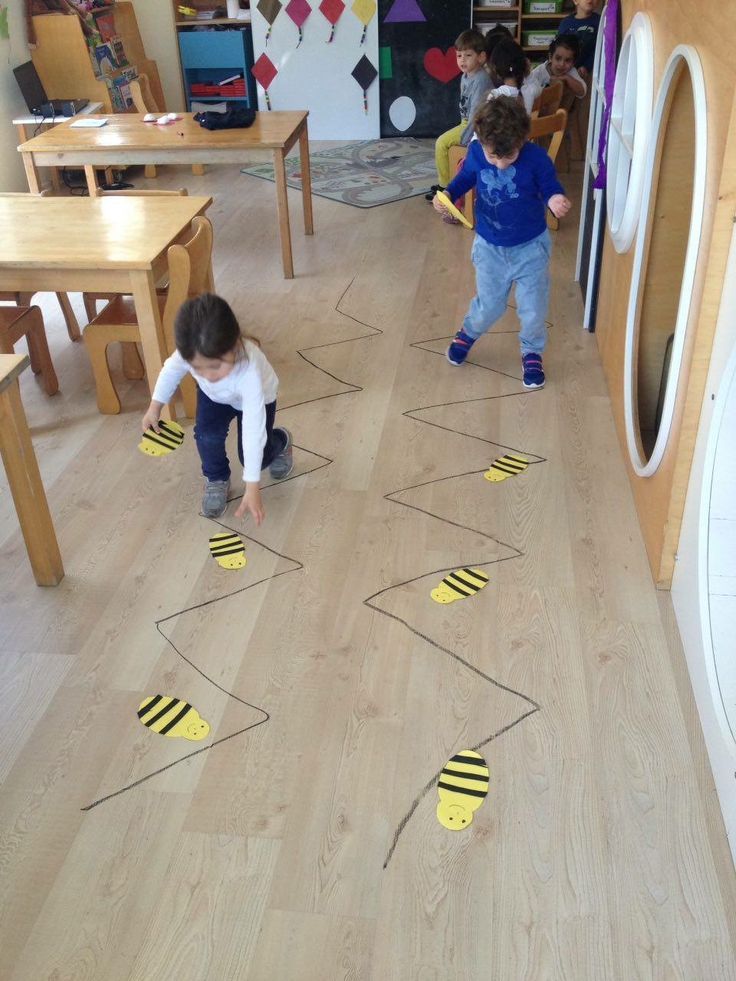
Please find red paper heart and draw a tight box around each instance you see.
[423,47,461,84]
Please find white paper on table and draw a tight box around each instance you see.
[70,118,108,128]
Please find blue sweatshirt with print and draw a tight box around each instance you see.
[446,140,565,248]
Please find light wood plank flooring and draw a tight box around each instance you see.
[1,156,735,980]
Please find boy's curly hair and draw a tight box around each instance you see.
[454,28,487,54]
[474,96,530,158]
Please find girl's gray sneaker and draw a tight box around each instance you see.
[202,479,230,518]
[269,427,293,480]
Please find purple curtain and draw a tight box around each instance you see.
[593,0,620,189]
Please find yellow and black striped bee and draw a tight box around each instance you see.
[137,695,210,741]
[138,420,185,457]
[208,532,247,570]
[484,453,528,483]
[436,750,489,829]
[430,568,489,604]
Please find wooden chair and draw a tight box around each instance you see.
[130,73,205,179]
[83,215,213,415]
[448,144,475,227]
[0,192,81,343]
[0,306,59,396]
[531,80,563,119]
[529,108,568,230]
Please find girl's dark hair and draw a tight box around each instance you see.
[549,33,580,59]
[484,24,513,59]
[174,293,258,362]
[474,96,530,158]
[489,38,528,90]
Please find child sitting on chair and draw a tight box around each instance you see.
[529,34,587,104]
[487,38,542,116]
[426,28,493,203]
[433,97,571,390]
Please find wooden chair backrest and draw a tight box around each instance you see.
[97,188,189,197]
[162,216,214,353]
[529,108,568,168]
[129,73,159,114]
[531,80,563,118]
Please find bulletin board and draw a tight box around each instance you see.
[378,0,471,138]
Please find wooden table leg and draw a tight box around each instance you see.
[0,377,64,586]
[273,149,294,279]
[298,123,314,236]
[129,269,172,422]
[84,165,101,197]
[55,293,81,341]
[21,151,42,195]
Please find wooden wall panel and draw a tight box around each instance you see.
[595,0,736,586]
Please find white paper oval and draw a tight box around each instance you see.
[388,96,416,132]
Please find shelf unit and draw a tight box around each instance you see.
[472,2,573,61]
[173,0,256,110]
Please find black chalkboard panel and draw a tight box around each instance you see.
[378,0,472,138]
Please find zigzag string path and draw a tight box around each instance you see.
[82,277,545,875]
[81,278,380,812]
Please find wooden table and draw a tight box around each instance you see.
[0,194,212,403]
[17,110,314,279]
[12,102,104,193]
[0,354,64,586]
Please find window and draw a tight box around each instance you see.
[623,46,707,476]
[605,12,654,254]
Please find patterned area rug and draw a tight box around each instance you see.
[241,138,436,208]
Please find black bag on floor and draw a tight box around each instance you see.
[194,107,256,130]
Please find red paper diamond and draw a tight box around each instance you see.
[252,53,278,90]
[319,0,344,24]
[285,0,311,27]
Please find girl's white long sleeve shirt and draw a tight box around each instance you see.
[151,341,279,483]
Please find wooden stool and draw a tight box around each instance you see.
[0,305,58,396]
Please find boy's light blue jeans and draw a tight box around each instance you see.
[462,230,551,356]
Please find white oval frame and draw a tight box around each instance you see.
[623,45,707,477]
[606,12,654,254]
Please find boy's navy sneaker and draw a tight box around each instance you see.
[446,329,476,366]
[522,353,545,389]
[425,183,444,202]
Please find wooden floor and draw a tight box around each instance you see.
[1,156,736,981]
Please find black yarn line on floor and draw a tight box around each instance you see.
[373,328,547,867]
[81,279,377,811]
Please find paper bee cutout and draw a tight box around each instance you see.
[484,454,528,483]
[137,695,210,741]
[430,568,489,604]
[209,532,247,570]
[138,420,185,457]
[437,750,489,830]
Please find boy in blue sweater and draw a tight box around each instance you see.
[434,96,570,389]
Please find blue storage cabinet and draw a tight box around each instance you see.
[178,28,257,110]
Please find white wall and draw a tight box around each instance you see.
[672,222,736,868]
[129,0,185,112]
[0,0,40,191]
[250,8,379,139]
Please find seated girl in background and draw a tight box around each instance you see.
[529,34,587,102]
[487,38,542,116]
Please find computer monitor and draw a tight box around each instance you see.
[13,61,48,115]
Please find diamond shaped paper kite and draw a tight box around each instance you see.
[252,53,278,108]
[257,0,282,43]
[351,54,377,113]
[351,0,376,42]
[319,0,345,40]
[286,0,311,45]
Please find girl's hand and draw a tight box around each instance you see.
[548,194,571,219]
[141,401,164,434]
[235,483,265,526]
